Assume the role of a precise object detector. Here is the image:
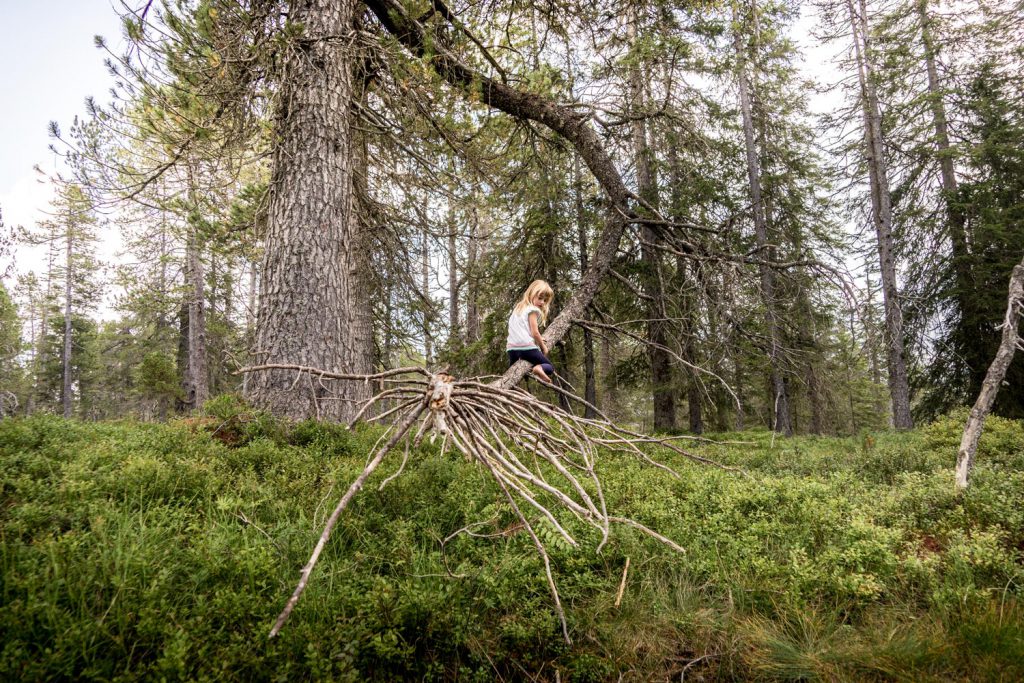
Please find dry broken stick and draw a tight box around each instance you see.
[237,364,737,642]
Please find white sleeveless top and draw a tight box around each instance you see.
[507,305,542,350]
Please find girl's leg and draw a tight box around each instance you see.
[522,349,554,383]
[509,348,554,383]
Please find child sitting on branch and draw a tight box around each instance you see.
[506,280,555,384]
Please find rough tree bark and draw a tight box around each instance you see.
[849,0,914,429]
[733,10,792,436]
[955,257,1024,490]
[349,116,376,404]
[247,0,371,421]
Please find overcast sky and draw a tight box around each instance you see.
[0,1,125,266]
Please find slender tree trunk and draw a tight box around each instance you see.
[919,0,967,277]
[62,225,74,419]
[447,210,460,347]
[663,115,704,434]
[242,260,257,396]
[465,205,481,345]
[734,357,745,431]
[628,22,676,431]
[24,287,37,416]
[573,153,598,418]
[156,216,169,333]
[247,0,366,420]
[734,12,792,436]
[845,348,859,434]
[849,0,914,429]
[35,241,59,414]
[183,228,208,410]
[422,224,432,364]
[807,363,824,435]
[863,272,885,418]
[918,0,979,390]
[676,257,704,434]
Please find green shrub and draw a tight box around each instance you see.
[1,414,1022,680]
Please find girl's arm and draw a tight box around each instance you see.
[529,311,547,355]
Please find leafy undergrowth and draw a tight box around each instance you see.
[1,404,1022,681]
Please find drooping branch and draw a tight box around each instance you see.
[955,256,1024,491]
[362,0,633,388]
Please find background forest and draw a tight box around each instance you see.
[0,0,1021,432]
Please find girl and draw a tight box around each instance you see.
[506,280,555,383]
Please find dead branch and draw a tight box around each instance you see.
[955,256,1024,491]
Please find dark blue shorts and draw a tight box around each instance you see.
[508,348,554,376]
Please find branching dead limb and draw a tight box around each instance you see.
[956,257,1024,491]
[237,365,740,641]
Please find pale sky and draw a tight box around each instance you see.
[0,0,125,277]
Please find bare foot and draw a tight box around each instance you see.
[532,366,552,384]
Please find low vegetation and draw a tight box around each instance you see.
[1,404,1022,681]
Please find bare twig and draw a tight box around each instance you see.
[614,557,630,607]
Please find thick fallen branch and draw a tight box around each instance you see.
[238,365,737,641]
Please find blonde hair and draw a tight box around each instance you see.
[513,280,554,325]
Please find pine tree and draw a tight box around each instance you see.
[20,182,102,417]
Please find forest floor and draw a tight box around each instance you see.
[1,401,1022,681]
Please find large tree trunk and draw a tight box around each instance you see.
[734,12,792,436]
[956,257,1024,490]
[849,0,914,429]
[247,0,368,421]
[349,118,377,402]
